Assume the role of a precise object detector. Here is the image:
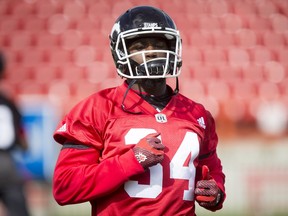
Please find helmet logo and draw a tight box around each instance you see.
[111,21,121,35]
[143,22,158,28]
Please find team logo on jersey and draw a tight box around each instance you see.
[155,113,167,123]
[197,117,206,129]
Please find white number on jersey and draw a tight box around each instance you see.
[124,128,199,201]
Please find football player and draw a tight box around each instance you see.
[53,6,226,216]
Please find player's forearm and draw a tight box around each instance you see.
[53,148,144,205]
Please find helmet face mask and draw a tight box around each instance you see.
[110,6,182,80]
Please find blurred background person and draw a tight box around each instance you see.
[0,51,30,216]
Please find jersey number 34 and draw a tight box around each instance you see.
[124,128,199,201]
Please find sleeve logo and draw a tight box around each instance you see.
[57,123,67,132]
[197,117,206,129]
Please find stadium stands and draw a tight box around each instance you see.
[0,0,287,134]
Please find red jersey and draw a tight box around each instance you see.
[53,81,225,216]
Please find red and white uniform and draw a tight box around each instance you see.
[53,81,225,216]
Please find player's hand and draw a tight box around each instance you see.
[195,165,222,208]
[133,133,165,169]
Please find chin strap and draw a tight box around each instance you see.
[121,76,179,114]
[174,77,179,95]
[121,79,142,114]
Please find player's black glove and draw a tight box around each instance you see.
[195,165,222,208]
[133,133,165,169]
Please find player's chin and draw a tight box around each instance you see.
[140,78,166,90]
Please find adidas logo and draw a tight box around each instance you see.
[197,117,206,129]
[57,123,67,132]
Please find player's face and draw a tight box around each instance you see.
[127,37,168,63]
[127,38,168,96]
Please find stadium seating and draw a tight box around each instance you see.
[0,0,287,127]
